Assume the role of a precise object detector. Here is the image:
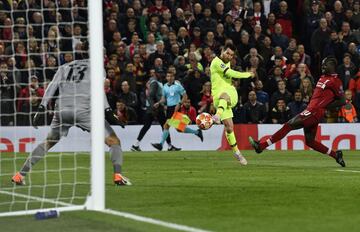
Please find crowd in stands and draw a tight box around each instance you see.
[0,0,360,126]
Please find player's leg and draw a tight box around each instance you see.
[105,122,131,185]
[212,92,231,124]
[222,116,247,165]
[152,122,170,151]
[183,126,203,142]
[12,129,61,185]
[304,125,345,167]
[249,114,304,153]
[132,112,154,151]
[158,107,180,151]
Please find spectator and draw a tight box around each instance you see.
[148,0,169,15]
[347,42,360,67]
[338,89,358,123]
[337,53,357,89]
[271,98,291,124]
[180,98,197,123]
[339,21,357,44]
[116,80,138,111]
[297,44,312,68]
[258,36,273,66]
[146,33,157,54]
[0,62,16,125]
[304,1,323,49]
[105,78,116,109]
[270,79,293,108]
[276,1,293,38]
[148,40,173,68]
[17,76,44,126]
[332,1,345,30]
[287,90,308,117]
[114,99,137,125]
[197,7,217,35]
[198,81,213,113]
[348,70,360,115]
[300,77,314,104]
[288,63,314,92]
[323,31,348,64]
[186,52,204,73]
[254,80,270,112]
[311,18,331,58]
[243,90,267,124]
[183,70,207,110]
[271,23,289,51]
[177,27,191,52]
[284,38,298,61]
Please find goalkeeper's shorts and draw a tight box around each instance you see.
[213,87,238,120]
[50,109,114,137]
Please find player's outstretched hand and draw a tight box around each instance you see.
[105,108,125,128]
[32,105,46,129]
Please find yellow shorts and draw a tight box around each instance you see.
[213,88,238,121]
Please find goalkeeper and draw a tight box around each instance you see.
[12,59,131,186]
[211,43,255,165]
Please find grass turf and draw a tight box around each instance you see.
[0,150,360,232]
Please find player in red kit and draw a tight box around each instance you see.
[249,57,346,167]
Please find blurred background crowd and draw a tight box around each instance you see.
[0,0,360,126]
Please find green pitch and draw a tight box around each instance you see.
[1,150,360,232]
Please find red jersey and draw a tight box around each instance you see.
[306,74,344,112]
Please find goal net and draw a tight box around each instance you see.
[0,0,105,216]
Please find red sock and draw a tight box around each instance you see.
[307,141,336,159]
[259,123,292,150]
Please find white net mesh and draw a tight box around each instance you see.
[0,0,92,214]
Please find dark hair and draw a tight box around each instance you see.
[223,43,237,52]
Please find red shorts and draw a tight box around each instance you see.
[299,108,325,128]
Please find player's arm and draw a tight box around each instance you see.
[327,79,346,110]
[33,66,62,128]
[326,95,346,110]
[224,68,253,79]
[216,59,254,79]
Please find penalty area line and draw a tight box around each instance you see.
[335,169,360,173]
[102,208,212,232]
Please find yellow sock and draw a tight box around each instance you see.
[216,99,227,116]
[226,131,239,153]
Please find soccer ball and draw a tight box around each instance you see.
[196,112,213,130]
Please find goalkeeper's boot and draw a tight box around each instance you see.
[131,145,141,152]
[12,172,25,185]
[151,143,163,151]
[168,145,181,151]
[233,153,248,166]
[196,129,204,142]
[248,136,263,154]
[114,173,132,186]
[335,150,346,167]
[212,114,221,124]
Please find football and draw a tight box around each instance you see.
[196,112,213,130]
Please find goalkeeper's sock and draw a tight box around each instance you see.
[110,145,123,173]
[226,131,239,153]
[184,127,198,135]
[20,143,47,176]
[259,123,292,150]
[216,98,227,116]
[160,129,170,146]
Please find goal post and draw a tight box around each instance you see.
[0,0,105,217]
[87,0,105,211]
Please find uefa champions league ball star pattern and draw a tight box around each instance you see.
[196,113,213,130]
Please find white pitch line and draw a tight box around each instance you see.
[335,169,360,173]
[0,190,73,207]
[103,209,213,232]
[0,190,212,232]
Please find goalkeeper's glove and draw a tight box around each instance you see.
[32,105,46,129]
[105,107,125,128]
